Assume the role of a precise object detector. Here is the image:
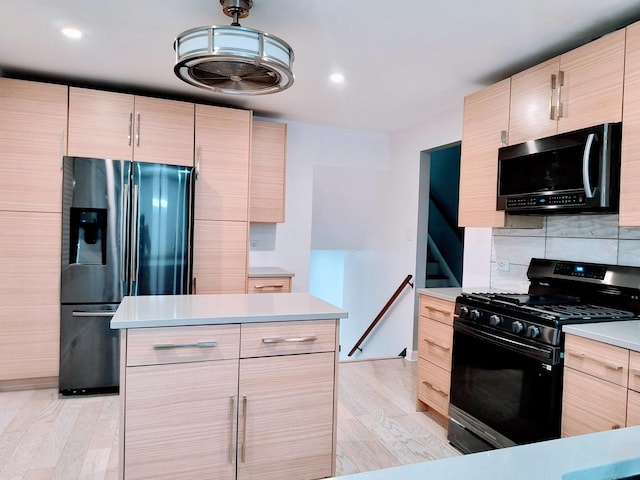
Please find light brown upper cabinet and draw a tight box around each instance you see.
[509,29,625,145]
[250,121,287,223]
[0,78,68,212]
[458,78,510,227]
[68,87,195,166]
[195,105,251,222]
[620,21,640,226]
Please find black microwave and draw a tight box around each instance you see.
[497,123,622,214]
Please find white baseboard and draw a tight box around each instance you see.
[404,349,418,362]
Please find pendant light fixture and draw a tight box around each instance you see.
[174,0,294,95]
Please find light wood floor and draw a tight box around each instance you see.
[0,358,459,479]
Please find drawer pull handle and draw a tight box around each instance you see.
[566,350,623,371]
[153,341,219,350]
[423,338,450,351]
[423,307,450,316]
[254,284,284,289]
[630,369,640,377]
[262,336,318,344]
[422,381,448,396]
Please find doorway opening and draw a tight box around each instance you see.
[415,143,464,290]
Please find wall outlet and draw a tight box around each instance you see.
[497,257,510,272]
[250,239,260,249]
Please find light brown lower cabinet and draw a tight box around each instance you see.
[416,293,454,422]
[561,333,640,437]
[247,276,292,293]
[120,320,338,480]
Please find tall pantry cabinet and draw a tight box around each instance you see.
[193,105,251,294]
[0,78,68,386]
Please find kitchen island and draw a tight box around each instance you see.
[111,293,347,480]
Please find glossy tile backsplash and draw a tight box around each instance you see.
[490,214,640,292]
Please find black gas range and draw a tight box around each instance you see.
[447,258,640,454]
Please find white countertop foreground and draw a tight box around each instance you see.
[111,293,348,329]
[331,426,640,480]
[564,320,640,352]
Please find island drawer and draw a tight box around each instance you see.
[240,319,337,358]
[126,324,241,366]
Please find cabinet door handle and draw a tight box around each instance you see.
[422,381,448,396]
[566,350,624,371]
[152,341,219,349]
[423,338,450,351]
[549,74,557,120]
[556,70,565,118]
[241,395,247,463]
[229,396,236,464]
[136,112,141,147]
[630,368,640,377]
[253,284,284,289]
[196,145,201,180]
[262,336,318,344]
[128,111,133,146]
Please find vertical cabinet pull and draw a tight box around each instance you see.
[196,145,202,180]
[500,130,507,147]
[241,396,248,462]
[59,130,65,169]
[128,112,133,146]
[556,70,565,118]
[549,74,557,120]
[229,396,236,464]
[136,112,141,147]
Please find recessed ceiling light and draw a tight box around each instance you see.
[330,73,345,84]
[61,27,84,40]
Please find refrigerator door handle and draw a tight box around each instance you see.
[121,183,130,283]
[72,311,116,317]
[187,172,194,293]
[130,184,140,292]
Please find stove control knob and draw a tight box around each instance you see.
[527,325,541,338]
[489,314,502,327]
[512,321,524,334]
[470,309,481,321]
[460,306,470,318]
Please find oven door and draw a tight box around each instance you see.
[448,319,562,453]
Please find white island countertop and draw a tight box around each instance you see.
[110,293,348,329]
[330,426,640,480]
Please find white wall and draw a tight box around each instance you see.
[251,101,494,361]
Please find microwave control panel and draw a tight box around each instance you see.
[505,193,586,209]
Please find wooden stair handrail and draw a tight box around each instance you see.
[348,274,414,357]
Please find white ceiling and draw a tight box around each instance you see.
[2,1,640,134]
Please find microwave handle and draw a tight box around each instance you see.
[582,133,597,198]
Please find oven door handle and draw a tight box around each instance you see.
[454,321,556,363]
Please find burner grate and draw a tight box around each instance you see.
[523,303,635,320]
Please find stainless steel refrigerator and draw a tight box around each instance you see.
[59,156,194,394]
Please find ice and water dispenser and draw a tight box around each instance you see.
[69,208,107,265]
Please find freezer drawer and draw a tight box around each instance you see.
[59,303,120,395]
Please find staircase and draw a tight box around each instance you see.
[426,235,460,288]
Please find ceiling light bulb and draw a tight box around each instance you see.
[61,27,83,40]
[330,73,345,84]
